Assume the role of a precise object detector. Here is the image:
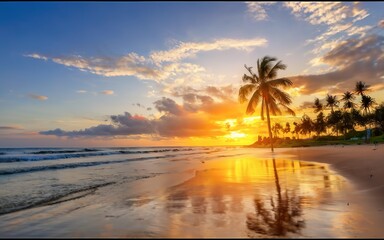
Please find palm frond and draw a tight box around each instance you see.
[260,56,275,80]
[242,74,256,84]
[268,97,282,116]
[270,87,292,105]
[239,84,256,103]
[245,89,261,115]
[268,78,292,88]
[279,102,296,116]
[355,81,370,96]
[267,60,287,79]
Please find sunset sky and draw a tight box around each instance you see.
[1,2,383,147]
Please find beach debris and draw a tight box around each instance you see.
[347,202,350,206]
[370,174,373,178]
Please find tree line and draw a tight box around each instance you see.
[239,56,384,152]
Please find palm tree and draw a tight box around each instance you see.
[360,95,376,142]
[314,112,327,136]
[313,97,323,113]
[355,81,370,97]
[361,95,375,115]
[340,91,356,112]
[284,122,291,139]
[325,94,338,113]
[299,114,313,139]
[239,56,295,152]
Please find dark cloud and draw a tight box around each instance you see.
[40,112,154,137]
[298,101,316,110]
[153,97,183,116]
[205,85,236,101]
[0,126,23,130]
[291,34,384,95]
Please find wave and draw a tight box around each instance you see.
[0,148,195,163]
[30,148,100,154]
[0,154,176,176]
[0,182,115,216]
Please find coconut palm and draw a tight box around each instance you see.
[360,95,376,142]
[239,56,295,152]
[325,94,338,113]
[313,97,323,113]
[340,91,356,112]
[355,81,370,97]
[361,95,375,115]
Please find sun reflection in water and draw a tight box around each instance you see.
[159,156,348,238]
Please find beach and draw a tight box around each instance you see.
[0,145,383,238]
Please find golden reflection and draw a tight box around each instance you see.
[162,156,345,238]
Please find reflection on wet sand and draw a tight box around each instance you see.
[246,158,304,237]
[162,156,346,238]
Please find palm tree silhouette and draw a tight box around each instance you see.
[313,98,323,113]
[340,91,356,112]
[239,56,295,152]
[355,81,370,97]
[325,94,338,113]
[355,81,373,142]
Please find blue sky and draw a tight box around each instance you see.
[0,2,383,147]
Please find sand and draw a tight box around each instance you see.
[1,145,384,237]
[280,144,384,206]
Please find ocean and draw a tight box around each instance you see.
[0,146,234,216]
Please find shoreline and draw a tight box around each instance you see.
[278,144,384,208]
[1,145,384,237]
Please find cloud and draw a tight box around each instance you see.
[24,53,48,61]
[40,112,154,137]
[246,2,276,21]
[76,90,87,93]
[154,97,184,116]
[26,37,267,84]
[29,94,48,101]
[283,2,372,64]
[150,38,268,64]
[379,19,384,28]
[290,34,384,95]
[27,52,160,80]
[100,90,114,95]
[40,86,242,139]
[0,126,23,130]
[283,2,368,26]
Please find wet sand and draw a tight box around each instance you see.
[281,144,384,207]
[1,145,384,238]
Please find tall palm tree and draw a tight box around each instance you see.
[361,95,376,116]
[355,81,370,97]
[239,56,295,152]
[313,98,323,113]
[340,91,356,112]
[325,94,338,113]
[361,95,376,142]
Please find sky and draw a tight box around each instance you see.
[0,2,383,147]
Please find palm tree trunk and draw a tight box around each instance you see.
[265,100,274,152]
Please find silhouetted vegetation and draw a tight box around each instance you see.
[239,56,295,152]
[247,80,384,148]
